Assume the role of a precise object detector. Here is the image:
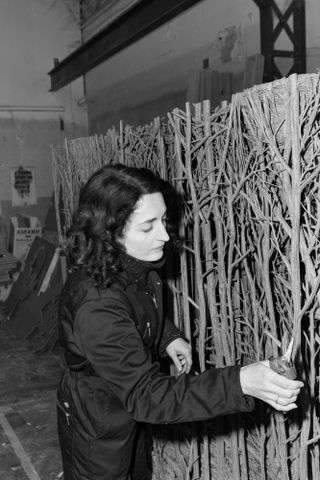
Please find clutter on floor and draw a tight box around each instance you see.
[0,323,63,480]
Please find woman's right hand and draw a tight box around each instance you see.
[240,360,304,412]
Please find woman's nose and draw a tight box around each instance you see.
[158,222,170,242]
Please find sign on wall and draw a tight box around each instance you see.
[10,166,37,206]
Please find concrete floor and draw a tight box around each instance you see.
[0,323,64,480]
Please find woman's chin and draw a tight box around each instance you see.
[146,251,164,262]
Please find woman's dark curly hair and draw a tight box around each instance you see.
[63,164,181,287]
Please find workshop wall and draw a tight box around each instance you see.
[0,0,88,246]
[84,0,320,133]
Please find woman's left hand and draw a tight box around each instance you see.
[166,338,192,374]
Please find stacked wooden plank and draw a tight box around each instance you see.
[186,68,233,107]
[0,234,18,286]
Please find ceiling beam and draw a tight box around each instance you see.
[48,0,204,91]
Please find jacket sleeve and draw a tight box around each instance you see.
[75,293,254,425]
[158,316,186,357]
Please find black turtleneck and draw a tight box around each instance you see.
[119,252,165,294]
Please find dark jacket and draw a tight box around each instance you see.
[57,255,254,480]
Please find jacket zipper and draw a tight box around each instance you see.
[57,398,71,426]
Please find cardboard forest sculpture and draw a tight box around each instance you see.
[52,73,320,480]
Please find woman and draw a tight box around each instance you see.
[57,164,303,480]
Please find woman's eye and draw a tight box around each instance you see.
[141,226,153,233]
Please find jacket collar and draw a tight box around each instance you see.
[119,252,165,290]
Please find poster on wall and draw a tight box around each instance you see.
[10,166,37,206]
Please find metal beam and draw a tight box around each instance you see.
[255,0,306,82]
[48,0,204,91]
[252,0,268,7]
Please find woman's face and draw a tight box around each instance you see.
[119,192,170,261]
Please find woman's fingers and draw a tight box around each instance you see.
[273,402,298,412]
[265,391,298,411]
[273,393,297,406]
[166,338,193,374]
[277,388,300,400]
[177,352,192,373]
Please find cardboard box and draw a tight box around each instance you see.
[9,216,42,259]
